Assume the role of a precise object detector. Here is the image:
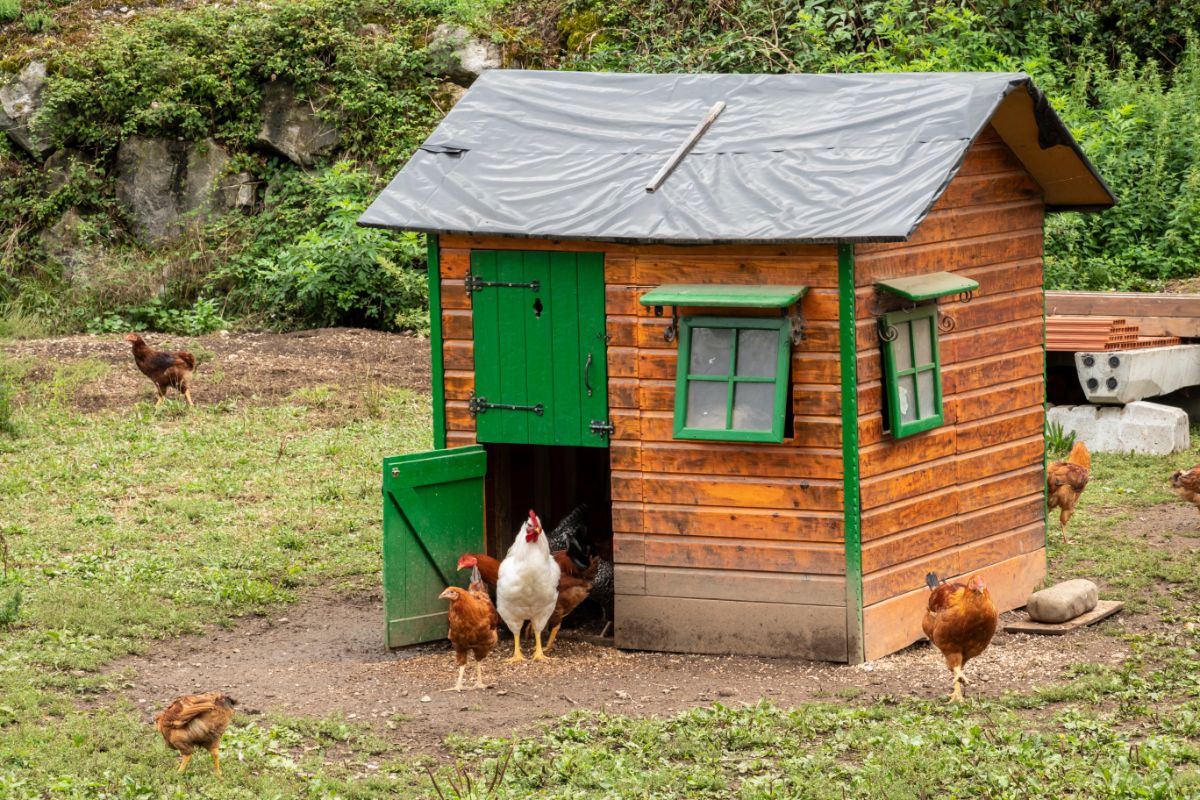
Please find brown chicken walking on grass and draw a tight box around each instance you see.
[1047,440,1090,544]
[1169,466,1200,518]
[440,566,500,691]
[922,573,998,703]
[154,692,236,775]
[126,333,196,406]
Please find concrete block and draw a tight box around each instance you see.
[1026,579,1098,623]
[1047,401,1190,455]
[1076,345,1200,404]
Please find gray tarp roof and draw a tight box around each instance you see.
[359,70,1114,245]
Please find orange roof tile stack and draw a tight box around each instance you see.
[1046,315,1182,352]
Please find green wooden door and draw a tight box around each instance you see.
[470,250,610,447]
[382,445,485,648]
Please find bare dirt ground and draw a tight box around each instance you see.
[1,328,431,411]
[112,585,1133,756]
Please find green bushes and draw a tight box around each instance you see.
[210,163,428,332]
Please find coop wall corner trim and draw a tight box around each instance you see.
[428,233,447,450]
[838,241,865,664]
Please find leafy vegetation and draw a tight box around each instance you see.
[1046,419,1077,459]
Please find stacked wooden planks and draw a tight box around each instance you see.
[1046,291,1200,338]
[1045,315,1181,352]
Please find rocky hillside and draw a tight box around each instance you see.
[4,0,1200,337]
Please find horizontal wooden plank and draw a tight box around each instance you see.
[442,308,473,340]
[861,493,1044,573]
[606,255,636,282]
[441,279,470,310]
[1045,291,1200,337]
[616,594,847,660]
[611,502,642,536]
[633,256,838,288]
[861,485,958,541]
[952,377,1043,424]
[444,369,474,401]
[862,548,1046,661]
[611,471,642,503]
[445,400,475,432]
[614,563,645,595]
[859,199,1042,254]
[610,377,639,410]
[956,435,1043,484]
[859,427,957,478]
[956,406,1044,453]
[642,535,845,575]
[943,347,1043,396]
[639,441,843,480]
[941,317,1044,363]
[793,415,843,447]
[443,339,473,371]
[854,228,1044,287]
[443,234,837,259]
[641,473,842,511]
[606,315,638,347]
[611,408,641,441]
[610,441,640,471]
[860,456,957,510]
[642,566,846,607]
[446,430,477,447]
[930,170,1042,212]
[957,464,1043,514]
[642,504,844,543]
[862,522,1045,606]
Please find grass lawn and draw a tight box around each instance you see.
[3,351,1200,798]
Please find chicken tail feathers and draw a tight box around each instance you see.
[925,572,941,591]
[177,352,196,370]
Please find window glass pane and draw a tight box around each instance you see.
[686,380,727,429]
[689,327,731,376]
[917,369,937,420]
[735,329,778,378]
[892,321,913,371]
[914,315,933,366]
[732,382,775,431]
[896,374,917,423]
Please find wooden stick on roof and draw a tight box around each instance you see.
[645,101,727,194]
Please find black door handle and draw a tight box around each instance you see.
[584,353,594,397]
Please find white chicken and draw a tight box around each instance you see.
[496,510,561,662]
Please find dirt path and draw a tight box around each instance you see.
[112,585,1132,756]
[2,328,431,411]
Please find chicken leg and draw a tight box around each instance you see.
[453,664,467,692]
[544,622,563,653]
[532,627,548,661]
[506,632,525,662]
[177,753,192,773]
[473,660,486,689]
[209,743,222,777]
[949,666,968,703]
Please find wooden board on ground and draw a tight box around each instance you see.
[1004,599,1124,635]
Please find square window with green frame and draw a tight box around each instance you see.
[881,304,944,438]
[673,316,792,443]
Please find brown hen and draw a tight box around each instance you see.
[154,691,236,775]
[439,568,500,691]
[922,573,998,703]
[1169,466,1200,517]
[1048,440,1090,544]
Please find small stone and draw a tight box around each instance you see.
[420,695,431,703]
[615,690,630,700]
[1026,579,1099,623]
[717,688,738,697]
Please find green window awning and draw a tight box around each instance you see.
[639,284,809,309]
[875,272,979,302]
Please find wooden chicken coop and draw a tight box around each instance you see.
[361,71,1114,662]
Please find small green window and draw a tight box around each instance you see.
[673,316,791,443]
[881,305,943,438]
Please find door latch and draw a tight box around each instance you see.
[589,419,615,438]
[468,394,544,416]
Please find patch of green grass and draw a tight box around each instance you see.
[1086,432,1200,508]
[0,0,19,24]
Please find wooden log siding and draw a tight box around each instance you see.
[439,234,849,660]
[854,128,1048,661]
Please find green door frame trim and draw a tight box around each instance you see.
[838,242,865,664]
[428,234,447,450]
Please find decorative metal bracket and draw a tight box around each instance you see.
[785,303,805,345]
[654,304,679,343]
[468,394,544,417]
[465,273,541,297]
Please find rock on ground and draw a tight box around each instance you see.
[1048,401,1190,455]
[1026,579,1099,623]
[255,82,340,167]
[115,137,232,243]
[428,24,501,86]
[0,60,54,159]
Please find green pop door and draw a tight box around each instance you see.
[382,445,485,648]
[469,250,611,447]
